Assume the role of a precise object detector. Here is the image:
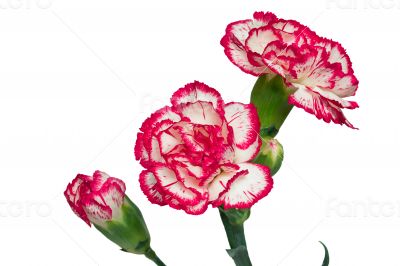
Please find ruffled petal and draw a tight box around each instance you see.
[64,175,91,226]
[177,101,223,126]
[215,163,273,209]
[139,170,168,206]
[253,11,277,25]
[233,137,261,163]
[140,106,181,133]
[245,26,281,55]
[198,167,222,187]
[312,86,359,109]
[142,133,165,164]
[224,102,260,149]
[166,198,182,210]
[99,182,125,215]
[221,19,273,76]
[82,198,112,224]
[287,47,325,80]
[331,74,359,98]
[262,41,300,76]
[134,132,150,166]
[91,171,110,191]
[153,165,200,206]
[270,19,308,45]
[157,130,182,154]
[316,38,353,74]
[137,107,181,167]
[183,196,209,215]
[208,170,248,202]
[172,122,204,152]
[171,81,224,113]
[288,85,357,129]
[65,174,86,204]
[220,163,240,173]
[173,165,208,197]
[304,64,339,89]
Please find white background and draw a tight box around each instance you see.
[0,0,398,265]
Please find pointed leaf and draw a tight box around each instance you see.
[320,241,330,266]
[226,245,252,266]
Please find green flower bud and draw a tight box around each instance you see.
[65,171,166,265]
[253,137,284,176]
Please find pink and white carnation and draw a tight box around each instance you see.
[64,171,126,226]
[135,81,273,215]
[221,11,359,128]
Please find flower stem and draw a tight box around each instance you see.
[219,208,252,266]
[144,247,167,266]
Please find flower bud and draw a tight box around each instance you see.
[253,138,284,176]
[64,171,151,254]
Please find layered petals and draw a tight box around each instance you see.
[139,170,168,206]
[288,85,357,129]
[224,102,260,149]
[234,137,262,163]
[64,171,126,226]
[221,11,359,128]
[171,81,224,113]
[64,174,91,225]
[221,20,275,75]
[153,165,200,206]
[135,81,272,215]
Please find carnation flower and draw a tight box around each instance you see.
[221,11,359,128]
[135,81,273,215]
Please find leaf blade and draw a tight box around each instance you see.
[319,241,330,266]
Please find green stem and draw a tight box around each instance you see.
[144,247,167,266]
[219,209,252,266]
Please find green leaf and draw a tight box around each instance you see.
[226,246,252,266]
[250,74,293,138]
[219,208,253,265]
[320,241,330,266]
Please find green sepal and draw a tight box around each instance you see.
[219,207,251,226]
[320,241,330,266]
[260,127,279,138]
[252,137,284,176]
[250,74,294,138]
[93,196,151,255]
[219,208,252,266]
